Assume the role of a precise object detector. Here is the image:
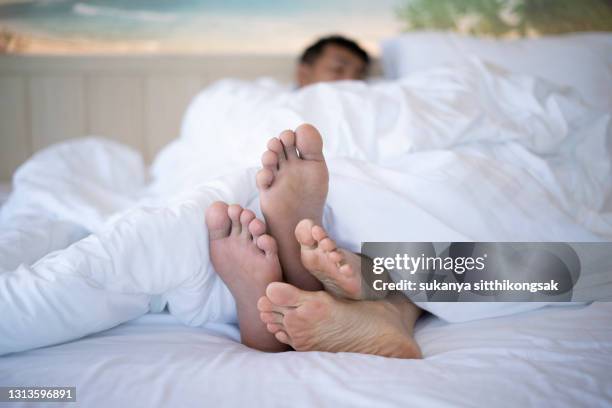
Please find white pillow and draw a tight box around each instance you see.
[381,31,612,112]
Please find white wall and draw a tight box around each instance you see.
[0,54,297,181]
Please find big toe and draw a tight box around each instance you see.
[266,282,309,307]
[205,201,231,240]
[295,124,324,161]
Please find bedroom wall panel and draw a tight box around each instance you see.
[0,55,303,182]
[29,76,85,152]
[0,76,28,181]
[86,76,145,153]
[144,75,202,162]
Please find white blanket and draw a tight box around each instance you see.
[1,59,611,355]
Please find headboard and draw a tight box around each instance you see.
[0,54,298,182]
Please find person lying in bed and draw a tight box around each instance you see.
[296,35,370,87]
[206,124,423,359]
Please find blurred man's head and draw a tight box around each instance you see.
[297,35,370,87]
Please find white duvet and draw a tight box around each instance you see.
[0,59,611,356]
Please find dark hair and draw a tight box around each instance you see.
[299,35,370,67]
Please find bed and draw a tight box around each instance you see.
[2,303,611,407]
[1,32,611,407]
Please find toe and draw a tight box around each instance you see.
[311,225,328,242]
[261,150,278,172]
[318,237,337,252]
[260,312,283,325]
[328,250,344,264]
[227,204,242,235]
[239,209,255,239]
[295,124,324,162]
[248,218,266,240]
[256,168,275,190]
[267,137,286,162]
[266,282,310,307]
[295,219,316,248]
[257,296,275,312]
[279,129,298,160]
[275,331,291,345]
[256,234,278,257]
[205,201,231,240]
[266,323,283,334]
[258,295,290,315]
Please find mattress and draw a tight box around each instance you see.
[1,302,610,407]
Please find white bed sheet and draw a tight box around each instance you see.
[1,302,610,407]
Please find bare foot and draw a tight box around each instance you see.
[206,201,287,352]
[295,219,386,300]
[256,124,329,291]
[257,282,422,359]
